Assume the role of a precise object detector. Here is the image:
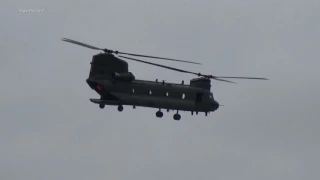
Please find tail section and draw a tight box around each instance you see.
[89,53,129,79]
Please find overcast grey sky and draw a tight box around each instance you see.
[1,0,319,179]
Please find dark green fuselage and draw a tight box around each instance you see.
[86,53,219,113]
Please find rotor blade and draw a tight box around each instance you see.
[117,52,201,65]
[61,38,104,51]
[212,78,236,83]
[119,55,200,76]
[120,56,235,84]
[61,38,201,65]
[119,56,260,84]
[208,75,268,80]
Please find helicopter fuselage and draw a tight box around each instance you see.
[61,38,267,120]
[87,78,219,113]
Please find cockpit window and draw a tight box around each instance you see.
[210,93,213,98]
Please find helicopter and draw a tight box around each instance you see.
[61,38,268,120]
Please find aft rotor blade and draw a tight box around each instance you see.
[119,56,200,76]
[61,38,104,51]
[117,52,201,65]
[119,56,263,84]
[61,38,200,65]
[212,78,236,83]
[207,75,268,80]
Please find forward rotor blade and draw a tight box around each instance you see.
[119,56,241,84]
[119,56,267,83]
[119,55,200,76]
[117,52,201,65]
[61,38,104,51]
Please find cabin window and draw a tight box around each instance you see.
[182,93,185,99]
[166,92,169,96]
[149,90,152,95]
[132,89,135,93]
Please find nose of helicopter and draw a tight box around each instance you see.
[211,99,219,111]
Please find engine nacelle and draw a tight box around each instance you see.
[111,72,135,82]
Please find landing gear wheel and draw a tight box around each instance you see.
[173,114,181,121]
[118,105,123,112]
[156,111,163,118]
[99,104,105,109]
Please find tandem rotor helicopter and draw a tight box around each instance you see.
[61,38,268,120]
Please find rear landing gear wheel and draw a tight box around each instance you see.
[173,113,181,121]
[156,111,163,118]
[118,105,123,112]
[99,104,105,109]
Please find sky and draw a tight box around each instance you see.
[1,0,319,179]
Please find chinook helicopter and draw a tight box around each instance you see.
[61,38,268,120]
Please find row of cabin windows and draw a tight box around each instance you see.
[132,89,186,99]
